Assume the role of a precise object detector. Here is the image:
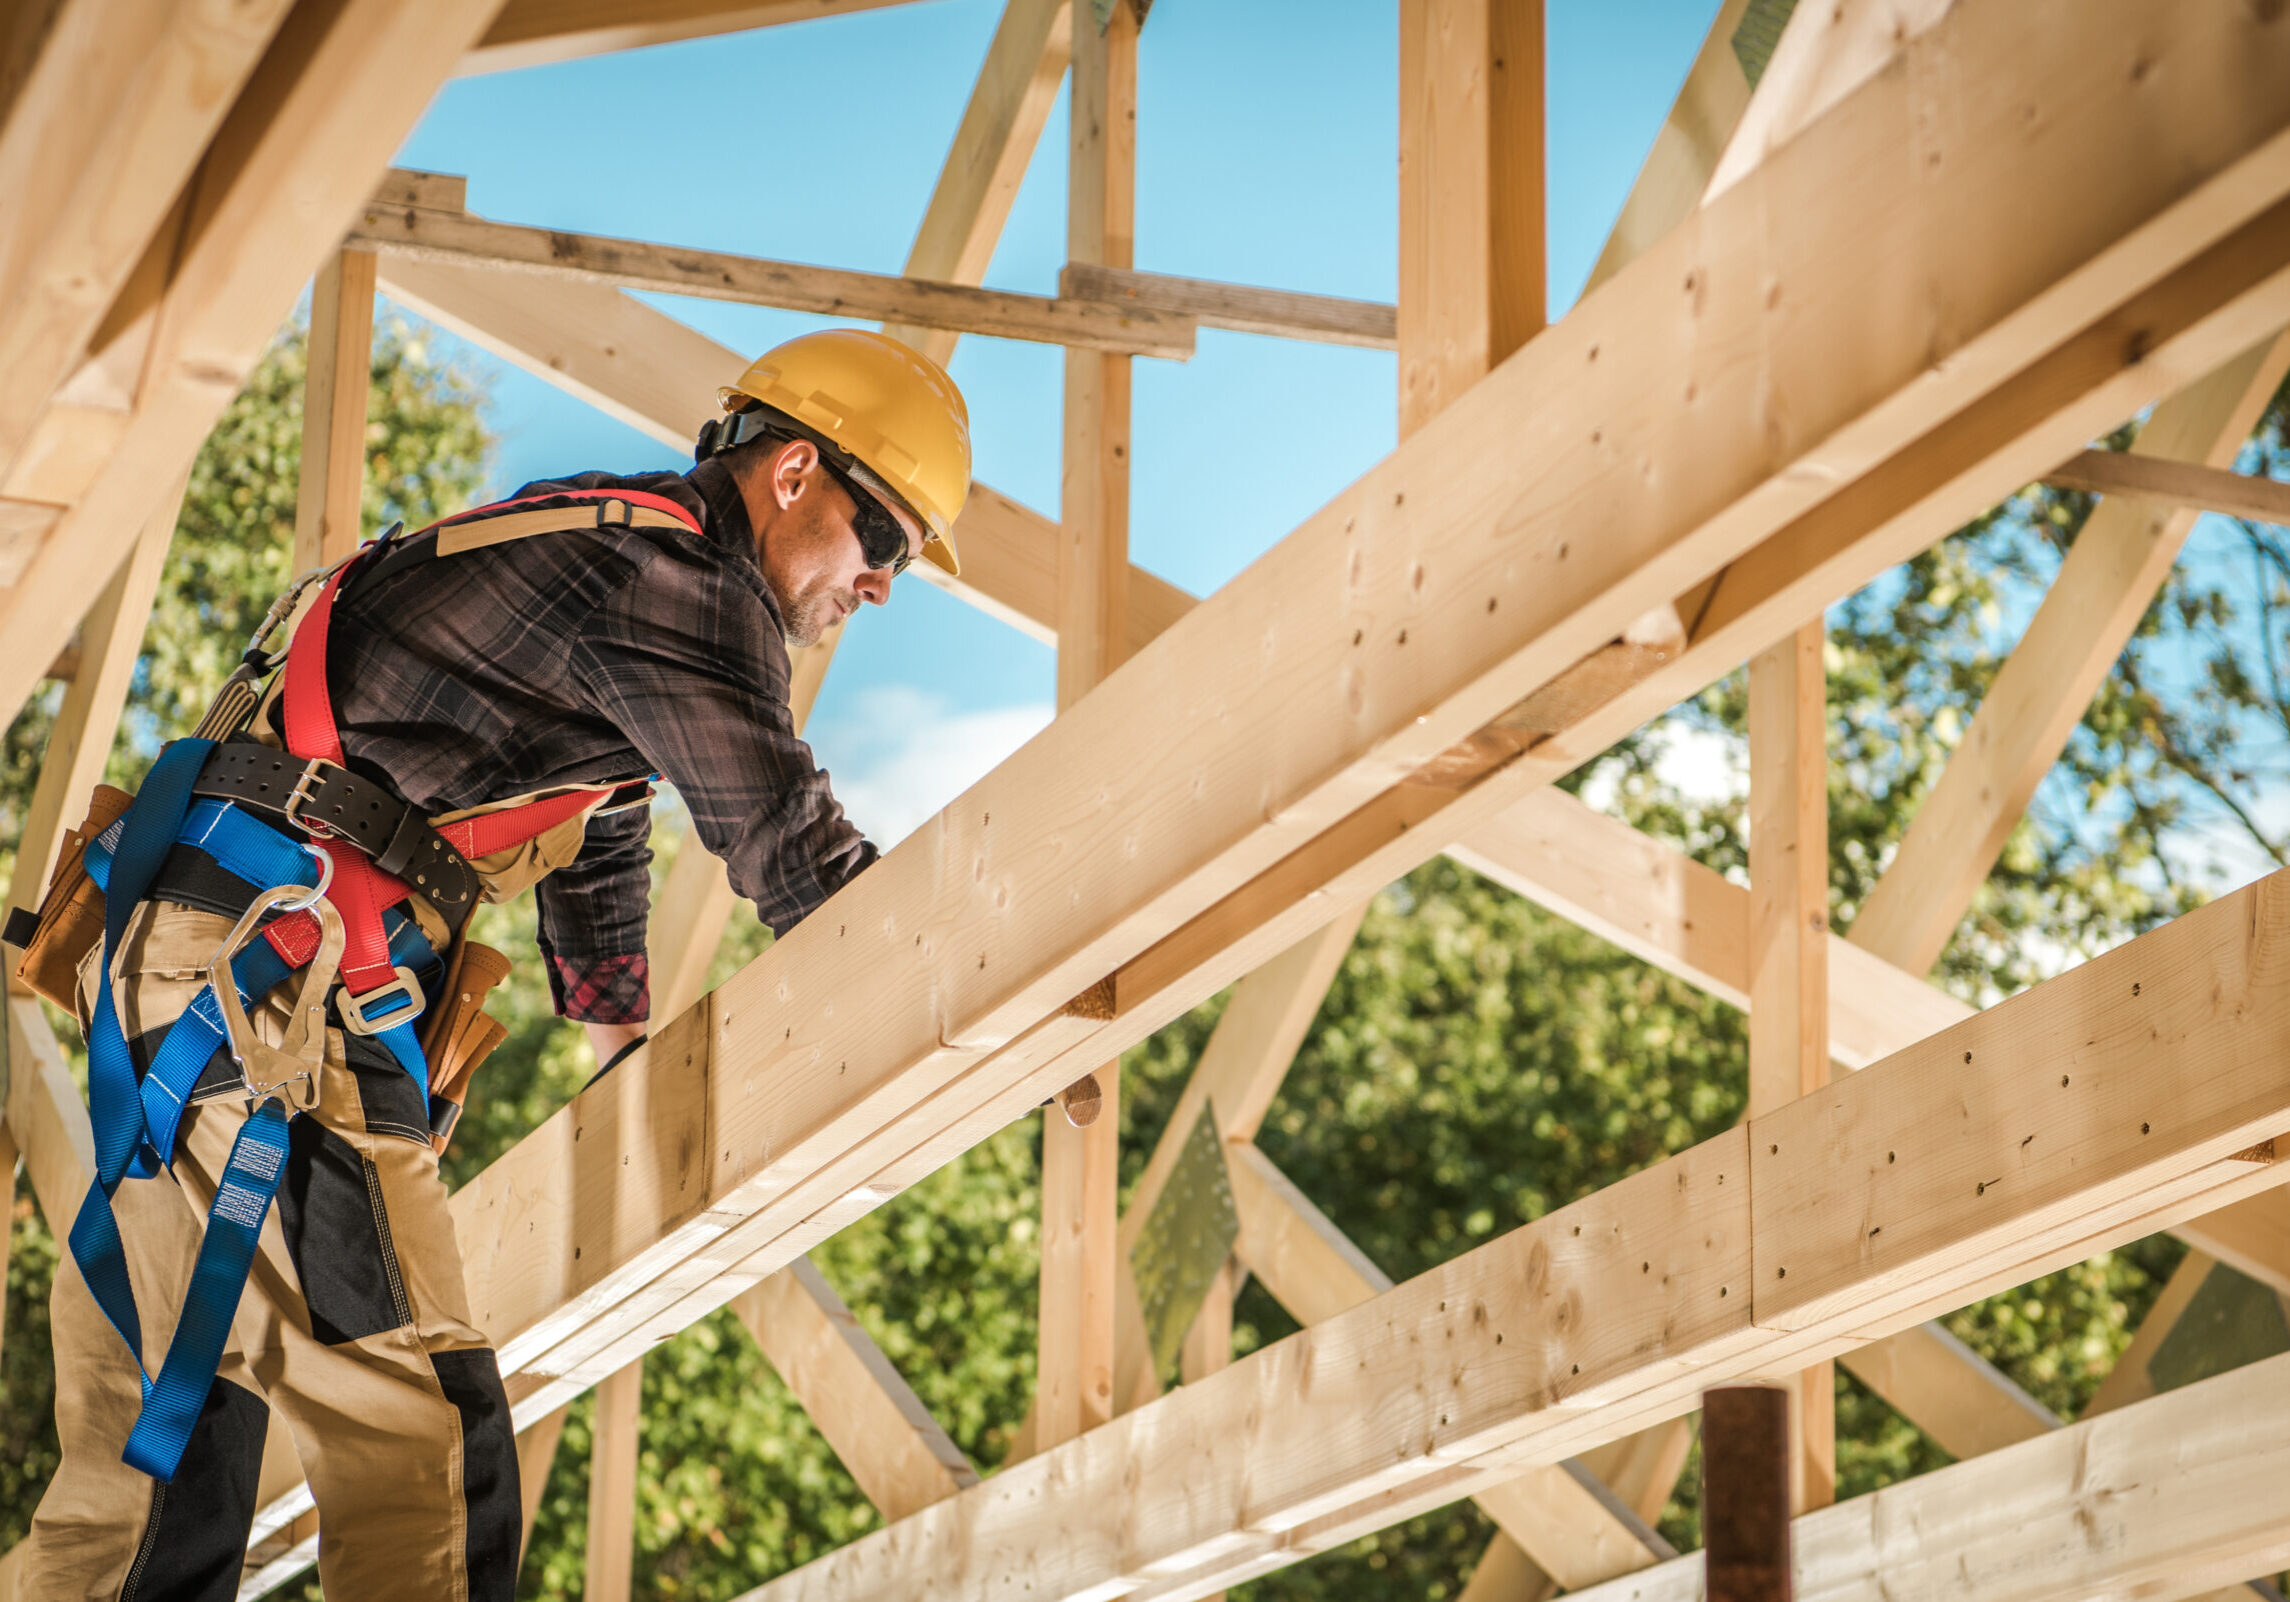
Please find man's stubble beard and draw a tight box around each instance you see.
[775,574,851,649]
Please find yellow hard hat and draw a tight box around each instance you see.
[718,330,971,576]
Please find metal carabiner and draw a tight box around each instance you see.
[275,841,333,914]
[199,884,346,1114]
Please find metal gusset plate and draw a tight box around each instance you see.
[1129,1097,1240,1376]
[2147,1260,2290,1395]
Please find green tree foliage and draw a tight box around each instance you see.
[0,334,2283,1600]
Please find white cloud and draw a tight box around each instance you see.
[1574,722,1745,814]
[815,688,1054,847]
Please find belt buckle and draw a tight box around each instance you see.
[279,757,340,836]
[337,967,425,1036]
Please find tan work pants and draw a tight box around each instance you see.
[22,902,519,1600]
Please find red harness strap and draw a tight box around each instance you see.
[266,491,698,1004]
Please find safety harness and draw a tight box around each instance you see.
[68,486,702,1479]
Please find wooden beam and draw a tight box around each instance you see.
[2175,1186,2290,1297]
[1701,0,1956,205]
[748,866,2290,1602]
[1578,0,1753,295]
[736,1257,977,1519]
[246,0,2290,1557]
[2,995,91,1243]
[1562,1350,2290,1602]
[517,1406,569,1575]
[2045,446,2290,527]
[293,248,378,573]
[583,1356,641,1602]
[1226,1142,1674,1591]
[1061,264,1397,350]
[1396,0,1546,435]
[0,0,295,485]
[345,203,1195,361]
[1747,620,1833,1513]
[885,0,1072,365]
[0,0,515,730]
[2,488,177,934]
[372,260,1196,652]
[1450,783,2290,1463]
[1037,0,1138,1457]
[1849,333,2290,977]
[461,0,923,76]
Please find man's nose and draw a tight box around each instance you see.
[855,568,891,605]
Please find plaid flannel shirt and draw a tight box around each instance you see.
[317,459,876,1023]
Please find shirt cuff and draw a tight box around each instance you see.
[548,953,651,1024]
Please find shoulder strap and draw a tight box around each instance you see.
[428,487,703,555]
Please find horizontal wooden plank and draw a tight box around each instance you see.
[2045,445,2290,526]
[347,203,1196,359]
[1561,1350,2290,1602]
[1062,263,1397,350]
[459,0,924,76]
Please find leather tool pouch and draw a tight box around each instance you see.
[7,785,136,1021]
[420,937,514,1154]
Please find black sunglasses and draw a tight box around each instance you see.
[823,460,916,577]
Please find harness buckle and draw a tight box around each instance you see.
[337,967,426,1036]
[280,757,341,835]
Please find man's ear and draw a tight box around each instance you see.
[769,438,820,510]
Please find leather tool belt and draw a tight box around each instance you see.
[190,741,482,928]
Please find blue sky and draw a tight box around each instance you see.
[386,0,1719,840]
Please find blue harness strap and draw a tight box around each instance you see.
[120,1100,292,1479]
[67,743,435,1480]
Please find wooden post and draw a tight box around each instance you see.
[1397,0,1545,437]
[1037,0,1138,1454]
[516,1405,569,1573]
[293,248,378,575]
[1701,1386,1794,1602]
[1747,621,1833,1513]
[582,1357,641,1602]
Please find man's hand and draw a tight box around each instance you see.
[582,1018,649,1078]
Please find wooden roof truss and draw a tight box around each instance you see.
[4,0,2290,1595]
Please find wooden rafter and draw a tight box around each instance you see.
[0,0,516,730]
[0,0,295,487]
[748,865,2290,1600]
[735,1258,978,1520]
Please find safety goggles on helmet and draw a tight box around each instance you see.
[697,405,926,577]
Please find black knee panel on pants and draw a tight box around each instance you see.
[275,1118,411,1345]
[429,1347,523,1601]
[118,1376,268,1602]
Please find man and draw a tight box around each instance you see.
[21,329,970,1600]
